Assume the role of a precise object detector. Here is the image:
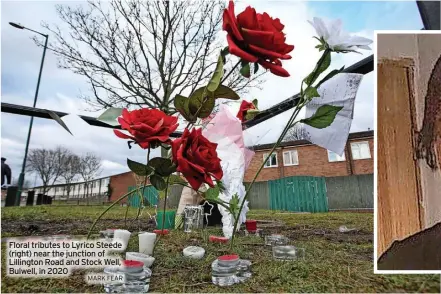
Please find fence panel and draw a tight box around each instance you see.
[244,181,269,209]
[128,185,183,208]
[269,176,328,212]
[325,174,373,210]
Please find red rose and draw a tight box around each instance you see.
[171,128,223,190]
[236,100,257,122]
[114,108,179,149]
[222,1,294,77]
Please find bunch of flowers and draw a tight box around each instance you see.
[90,1,371,248]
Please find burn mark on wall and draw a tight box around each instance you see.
[415,53,441,170]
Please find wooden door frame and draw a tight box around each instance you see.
[378,57,425,234]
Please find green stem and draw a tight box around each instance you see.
[87,188,140,239]
[229,49,331,250]
[221,60,241,84]
[161,176,171,231]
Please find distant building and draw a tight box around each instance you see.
[33,176,111,200]
[244,130,374,182]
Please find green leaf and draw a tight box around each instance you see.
[211,85,240,100]
[251,99,258,109]
[47,110,73,135]
[229,193,240,217]
[150,174,167,191]
[221,46,229,63]
[304,87,320,100]
[253,62,259,74]
[315,66,345,89]
[240,62,250,78]
[204,185,220,201]
[158,190,166,199]
[148,157,176,177]
[168,174,186,185]
[244,109,260,121]
[207,54,224,92]
[174,94,195,123]
[97,107,123,126]
[304,50,331,86]
[300,105,343,129]
[188,88,216,118]
[127,158,154,176]
[216,180,226,192]
[221,46,229,56]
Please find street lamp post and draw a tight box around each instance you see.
[9,22,49,200]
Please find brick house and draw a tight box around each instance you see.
[109,171,138,203]
[244,130,374,182]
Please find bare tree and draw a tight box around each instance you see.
[60,152,81,199]
[78,153,102,204]
[40,0,264,112]
[27,146,70,195]
[284,125,309,142]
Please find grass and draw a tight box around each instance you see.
[1,206,440,293]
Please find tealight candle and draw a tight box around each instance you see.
[114,229,131,251]
[153,229,169,235]
[139,232,156,255]
[126,252,155,268]
[245,220,257,233]
[209,235,229,243]
[183,246,205,259]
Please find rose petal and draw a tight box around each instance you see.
[248,44,291,60]
[222,3,243,41]
[236,6,259,30]
[227,35,258,63]
[114,129,133,140]
[241,28,275,50]
[259,59,290,77]
[118,117,131,130]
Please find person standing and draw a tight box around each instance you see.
[1,157,12,187]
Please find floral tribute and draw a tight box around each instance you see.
[92,1,372,250]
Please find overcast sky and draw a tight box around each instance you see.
[1,1,423,186]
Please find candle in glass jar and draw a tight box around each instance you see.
[139,232,156,255]
[126,252,155,268]
[114,229,131,251]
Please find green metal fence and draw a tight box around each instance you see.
[127,186,158,207]
[269,176,328,212]
[127,185,183,208]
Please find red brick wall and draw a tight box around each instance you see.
[352,139,374,175]
[109,171,137,203]
[244,137,374,182]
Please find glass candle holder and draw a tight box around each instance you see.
[265,234,289,246]
[272,245,305,260]
[236,259,252,282]
[104,260,151,293]
[211,259,237,287]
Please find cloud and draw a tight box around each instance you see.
[1,1,422,186]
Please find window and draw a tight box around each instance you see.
[283,150,299,166]
[351,141,371,160]
[263,153,278,168]
[327,150,346,162]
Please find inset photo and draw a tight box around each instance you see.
[376,31,441,272]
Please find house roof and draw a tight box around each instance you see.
[250,130,374,151]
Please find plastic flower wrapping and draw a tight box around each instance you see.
[203,105,255,238]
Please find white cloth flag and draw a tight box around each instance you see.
[301,73,364,156]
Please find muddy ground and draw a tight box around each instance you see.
[2,218,372,247]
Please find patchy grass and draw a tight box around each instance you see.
[1,206,440,293]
